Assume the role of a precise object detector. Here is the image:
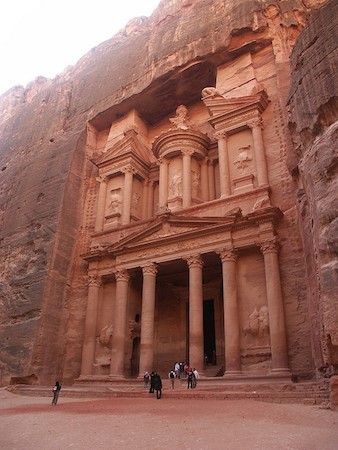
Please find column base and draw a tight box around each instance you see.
[109,374,126,380]
[223,370,242,377]
[270,368,291,376]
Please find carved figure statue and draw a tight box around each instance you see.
[244,305,270,337]
[201,87,223,99]
[99,324,114,349]
[169,173,182,197]
[191,170,200,197]
[233,145,252,172]
[109,190,122,213]
[169,105,191,130]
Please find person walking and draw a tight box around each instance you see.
[149,371,155,394]
[51,381,61,406]
[192,368,199,388]
[154,372,162,399]
[168,369,176,389]
[187,369,195,389]
[143,371,150,389]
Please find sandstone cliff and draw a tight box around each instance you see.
[287,0,338,376]
[0,0,332,385]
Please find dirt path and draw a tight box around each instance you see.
[0,389,337,450]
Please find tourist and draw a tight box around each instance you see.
[193,368,200,388]
[154,372,162,399]
[143,371,150,389]
[51,381,61,406]
[174,361,180,379]
[184,362,190,378]
[149,371,156,393]
[168,369,176,389]
[179,362,184,378]
[187,369,195,389]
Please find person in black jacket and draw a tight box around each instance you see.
[52,381,61,405]
[153,372,162,399]
[149,371,155,394]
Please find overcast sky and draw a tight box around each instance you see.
[0,0,160,96]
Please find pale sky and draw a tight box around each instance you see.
[0,0,160,96]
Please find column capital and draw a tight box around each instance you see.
[247,117,263,129]
[214,130,227,141]
[185,254,204,269]
[121,164,136,174]
[96,175,109,184]
[142,263,158,277]
[88,274,102,287]
[114,269,130,282]
[181,148,194,157]
[260,238,279,255]
[218,248,237,263]
[158,156,169,165]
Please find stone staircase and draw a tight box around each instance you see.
[7,376,330,405]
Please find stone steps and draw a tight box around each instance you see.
[8,378,330,405]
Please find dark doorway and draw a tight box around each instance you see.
[131,337,140,378]
[203,300,216,365]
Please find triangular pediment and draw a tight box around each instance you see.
[107,214,235,254]
[95,129,154,167]
[202,89,269,118]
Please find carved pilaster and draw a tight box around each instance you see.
[88,274,102,288]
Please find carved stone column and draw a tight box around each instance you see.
[158,157,169,209]
[110,269,130,378]
[81,275,101,376]
[200,158,209,201]
[95,176,108,232]
[138,263,158,377]
[121,165,135,225]
[147,180,154,218]
[248,118,269,186]
[215,132,231,197]
[182,149,194,208]
[141,179,149,220]
[219,248,242,375]
[260,239,289,373]
[186,255,204,374]
[208,159,216,200]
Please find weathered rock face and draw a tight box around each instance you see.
[287,0,338,376]
[0,0,334,386]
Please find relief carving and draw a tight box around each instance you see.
[191,170,200,197]
[99,324,114,349]
[244,305,269,338]
[233,145,253,173]
[169,173,182,197]
[108,189,122,213]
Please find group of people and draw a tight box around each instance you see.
[143,362,200,396]
[143,371,162,399]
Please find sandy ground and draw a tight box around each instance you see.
[0,388,337,450]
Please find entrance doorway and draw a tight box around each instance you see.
[131,337,140,378]
[203,300,216,365]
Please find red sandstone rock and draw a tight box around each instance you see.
[0,0,336,392]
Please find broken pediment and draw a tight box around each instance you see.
[94,129,154,169]
[201,87,269,132]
